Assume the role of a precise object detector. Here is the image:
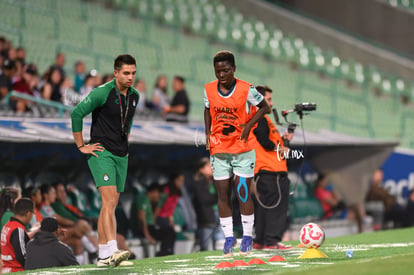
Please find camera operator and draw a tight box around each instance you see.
[251,85,294,250]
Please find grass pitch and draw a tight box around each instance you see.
[20,227,414,274]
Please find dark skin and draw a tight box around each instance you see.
[204,60,270,217]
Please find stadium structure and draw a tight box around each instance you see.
[1,0,414,257]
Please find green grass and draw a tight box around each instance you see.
[17,227,414,274]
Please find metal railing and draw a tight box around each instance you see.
[4,91,74,118]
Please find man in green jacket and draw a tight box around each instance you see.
[71,54,139,267]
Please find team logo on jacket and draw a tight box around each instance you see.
[103,174,109,182]
[133,100,136,107]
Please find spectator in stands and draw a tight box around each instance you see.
[74,61,86,93]
[23,186,43,230]
[152,74,169,112]
[15,47,26,65]
[7,47,16,62]
[366,169,406,228]
[41,67,63,102]
[134,78,149,111]
[404,189,414,227]
[49,52,66,78]
[155,172,184,230]
[101,73,114,84]
[192,157,224,251]
[66,184,100,220]
[0,58,17,100]
[314,174,365,232]
[0,198,34,273]
[314,174,347,219]
[25,217,79,270]
[52,183,99,257]
[0,39,13,60]
[61,76,77,105]
[130,182,176,256]
[0,187,21,231]
[80,71,97,96]
[252,85,293,250]
[39,184,96,264]
[11,64,38,112]
[13,59,23,83]
[55,183,135,260]
[164,76,190,123]
[0,36,7,58]
[51,183,93,225]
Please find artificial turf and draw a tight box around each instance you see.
[18,227,414,274]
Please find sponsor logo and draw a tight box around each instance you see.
[213,106,237,114]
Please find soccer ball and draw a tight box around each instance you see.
[299,223,325,248]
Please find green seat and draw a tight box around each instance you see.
[173,203,188,240]
[290,198,324,219]
[86,183,102,218]
[289,182,323,220]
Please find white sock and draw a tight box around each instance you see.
[75,253,85,265]
[81,235,97,253]
[241,214,254,237]
[107,239,118,255]
[99,244,111,259]
[220,216,233,238]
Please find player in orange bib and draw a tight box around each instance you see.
[203,50,269,256]
[252,85,294,251]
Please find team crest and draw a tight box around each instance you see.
[103,174,109,182]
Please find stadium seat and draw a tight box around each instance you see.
[289,182,324,222]
[2,0,413,147]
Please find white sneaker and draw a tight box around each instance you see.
[110,250,130,267]
[97,257,111,267]
[96,250,130,267]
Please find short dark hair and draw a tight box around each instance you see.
[22,186,39,198]
[255,85,273,96]
[2,59,16,70]
[0,187,20,218]
[174,75,185,83]
[40,184,53,197]
[13,198,34,216]
[114,54,136,71]
[146,182,162,193]
[41,217,59,232]
[213,50,235,67]
[51,181,64,190]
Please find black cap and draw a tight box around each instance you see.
[2,59,16,70]
[40,217,58,232]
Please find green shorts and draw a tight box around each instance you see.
[210,150,256,180]
[87,149,128,192]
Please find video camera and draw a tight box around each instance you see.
[281,102,317,117]
[272,102,317,145]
